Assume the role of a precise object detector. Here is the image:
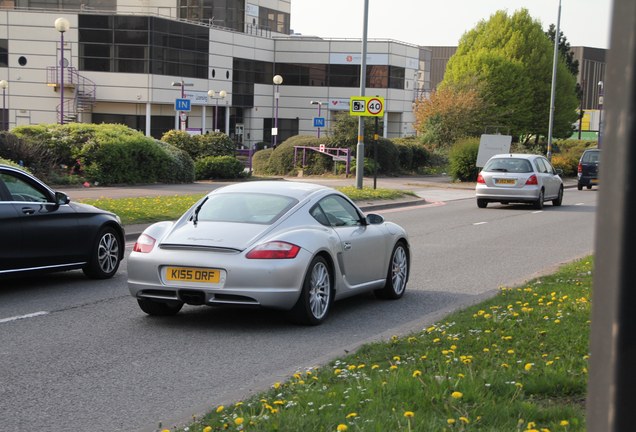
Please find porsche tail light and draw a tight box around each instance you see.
[525,174,538,185]
[246,241,301,259]
[133,234,156,253]
[477,173,485,184]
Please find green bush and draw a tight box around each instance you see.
[160,130,202,160]
[197,132,235,157]
[448,138,480,181]
[267,135,332,176]
[392,136,430,172]
[364,138,400,175]
[251,148,273,175]
[195,155,245,179]
[154,140,195,183]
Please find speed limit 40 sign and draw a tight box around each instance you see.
[349,96,385,117]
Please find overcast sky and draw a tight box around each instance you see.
[290,0,612,49]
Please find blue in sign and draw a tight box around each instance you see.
[313,117,325,128]
[175,98,191,112]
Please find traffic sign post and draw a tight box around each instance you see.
[175,98,191,112]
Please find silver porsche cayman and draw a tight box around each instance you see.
[127,181,410,325]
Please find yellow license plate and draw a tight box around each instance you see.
[166,267,220,283]
[495,178,515,185]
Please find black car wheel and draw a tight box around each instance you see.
[289,256,332,325]
[83,226,121,279]
[375,241,409,299]
[137,299,184,316]
[552,186,563,206]
[477,199,488,208]
[577,183,583,191]
[534,189,544,210]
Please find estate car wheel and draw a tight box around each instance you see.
[552,186,563,206]
[375,241,409,299]
[137,299,184,316]
[477,199,488,208]
[533,189,544,210]
[82,226,121,279]
[577,183,583,191]
[289,256,332,325]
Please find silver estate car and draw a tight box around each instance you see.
[476,154,564,209]
[127,181,410,325]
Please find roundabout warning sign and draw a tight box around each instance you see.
[349,96,385,117]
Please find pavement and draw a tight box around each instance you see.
[62,175,578,241]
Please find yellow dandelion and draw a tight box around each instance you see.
[357,364,365,369]
[501,363,510,368]
[337,424,348,431]
[334,368,342,375]
[270,408,279,414]
[524,363,533,371]
[274,400,284,405]
[404,411,415,418]
[202,427,212,432]
[390,365,398,371]
[451,391,463,399]
[348,365,357,371]
[215,405,224,413]
[433,338,441,343]
[560,420,569,426]
[346,412,358,419]
[298,380,305,385]
[507,349,515,354]
[483,348,490,352]
[528,422,536,428]
[413,370,422,377]
[420,355,428,360]
[235,417,244,425]
[393,355,401,361]
[372,364,380,369]
[459,416,469,424]
[447,418,456,424]
[273,382,281,389]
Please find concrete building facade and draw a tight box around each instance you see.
[0,0,427,150]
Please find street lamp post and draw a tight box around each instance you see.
[0,80,7,131]
[598,81,604,149]
[208,89,227,132]
[172,80,193,131]
[54,17,70,125]
[310,100,323,138]
[273,75,283,147]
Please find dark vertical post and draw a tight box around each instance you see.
[60,30,64,125]
[587,1,636,431]
[373,117,378,189]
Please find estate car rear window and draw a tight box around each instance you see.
[582,150,600,163]
[483,158,533,173]
[195,193,297,225]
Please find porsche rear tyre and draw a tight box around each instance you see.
[289,256,332,325]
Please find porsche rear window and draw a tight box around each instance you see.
[483,158,533,173]
[195,193,298,224]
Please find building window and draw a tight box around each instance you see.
[258,6,289,34]
[263,118,298,145]
[0,40,7,67]
[178,0,244,32]
[79,15,208,79]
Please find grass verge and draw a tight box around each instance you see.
[161,257,592,432]
[80,187,414,225]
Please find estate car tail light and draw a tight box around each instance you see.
[133,234,156,253]
[477,173,485,184]
[246,241,301,259]
[578,163,583,174]
[525,174,538,185]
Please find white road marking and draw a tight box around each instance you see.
[576,203,585,206]
[532,211,543,214]
[0,311,49,324]
[473,222,488,225]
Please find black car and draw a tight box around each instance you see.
[0,164,125,279]
[577,148,600,190]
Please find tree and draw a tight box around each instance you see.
[328,111,382,149]
[547,23,583,101]
[413,87,485,147]
[441,9,579,141]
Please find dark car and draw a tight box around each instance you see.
[577,148,600,190]
[0,164,125,279]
